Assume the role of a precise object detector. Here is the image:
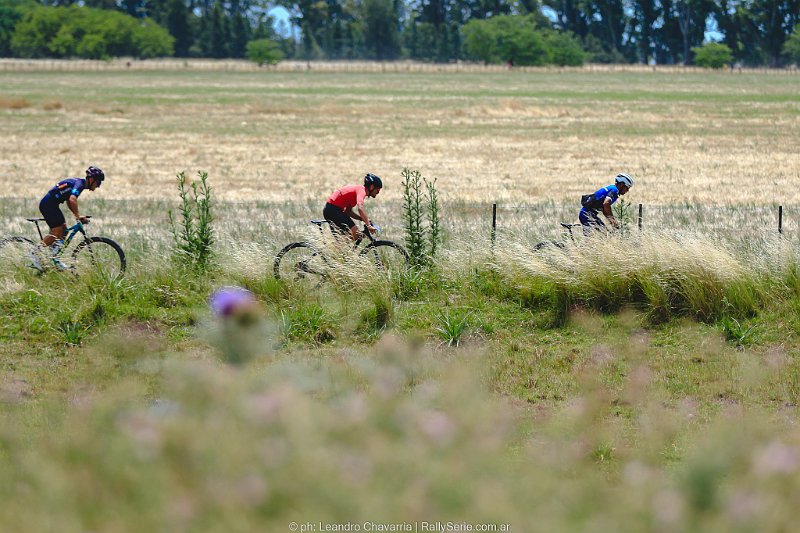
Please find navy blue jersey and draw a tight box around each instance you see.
[46,178,86,204]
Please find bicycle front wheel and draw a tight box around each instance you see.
[360,241,410,278]
[0,236,39,281]
[72,237,126,280]
[274,242,327,287]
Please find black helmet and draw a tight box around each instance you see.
[364,173,383,189]
[86,166,105,182]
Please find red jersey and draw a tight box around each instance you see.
[327,184,366,210]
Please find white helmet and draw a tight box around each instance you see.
[615,173,634,188]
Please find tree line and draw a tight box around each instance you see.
[1,0,799,66]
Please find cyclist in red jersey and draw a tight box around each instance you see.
[324,173,382,240]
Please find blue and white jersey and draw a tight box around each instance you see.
[583,184,619,211]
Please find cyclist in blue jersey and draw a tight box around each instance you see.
[579,173,634,235]
[30,166,105,270]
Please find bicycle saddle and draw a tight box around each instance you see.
[310,219,327,226]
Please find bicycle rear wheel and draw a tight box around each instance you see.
[360,241,410,279]
[0,236,40,281]
[72,237,126,281]
[274,242,327,287]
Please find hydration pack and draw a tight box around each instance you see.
[581,193,601,210]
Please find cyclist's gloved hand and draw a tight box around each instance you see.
[366,224,378,234]
[78,216,90,224]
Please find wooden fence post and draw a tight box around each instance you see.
[638,203,643,230]
[491,203,497,246]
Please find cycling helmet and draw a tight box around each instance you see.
[615,173,633,188]
[364,173,383,189]
[86,166,105,182]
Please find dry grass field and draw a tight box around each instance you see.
[1,69,798,208]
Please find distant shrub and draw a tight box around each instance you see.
[0,96,30,109]
[246,38,284,66]
[693,42,733,69]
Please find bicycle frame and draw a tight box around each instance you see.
[560,223,582,243]
[313,221,379,249]
[31,219,88,255]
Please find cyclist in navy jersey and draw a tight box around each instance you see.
[579,173,633,234]
[31,166,105,270]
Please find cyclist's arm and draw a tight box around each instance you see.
[67,195,82,220]
[356,203,374,231]
[602,198,619,228]
[344,206,363,221]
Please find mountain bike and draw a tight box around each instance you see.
[534,222,583,250]
[274,220,409,286]
[0,216,126,281]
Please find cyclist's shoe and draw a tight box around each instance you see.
[27,248,44,273]
[51,256,72,271]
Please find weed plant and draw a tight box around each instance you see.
[168,171,215,272]
[401,168,441,268]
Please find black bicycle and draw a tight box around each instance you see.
[534,222,583,250]
[0,216,126,281]
[274,220,409,286]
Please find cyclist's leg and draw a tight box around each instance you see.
[39,197,66,247]
[323,202,356,240]
[579,208,605,236]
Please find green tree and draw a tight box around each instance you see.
[209,2,229,57]
[10,5,173,58]
[362,0,400,59]
[165,0,191,57]
[132,18,174,57]
[246,37,284,65]
[692,41,733,67]
[0,0,35,56]
[463,14,549,65]
[544,30,585,65]
[230,12,250,58]
[75,32,107,58]
[462,17,499,63]
[782,28,800,62]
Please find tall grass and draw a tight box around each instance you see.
[488,229,796,322]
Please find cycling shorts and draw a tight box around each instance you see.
[39,196,65,229]
[323,202,354,235]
